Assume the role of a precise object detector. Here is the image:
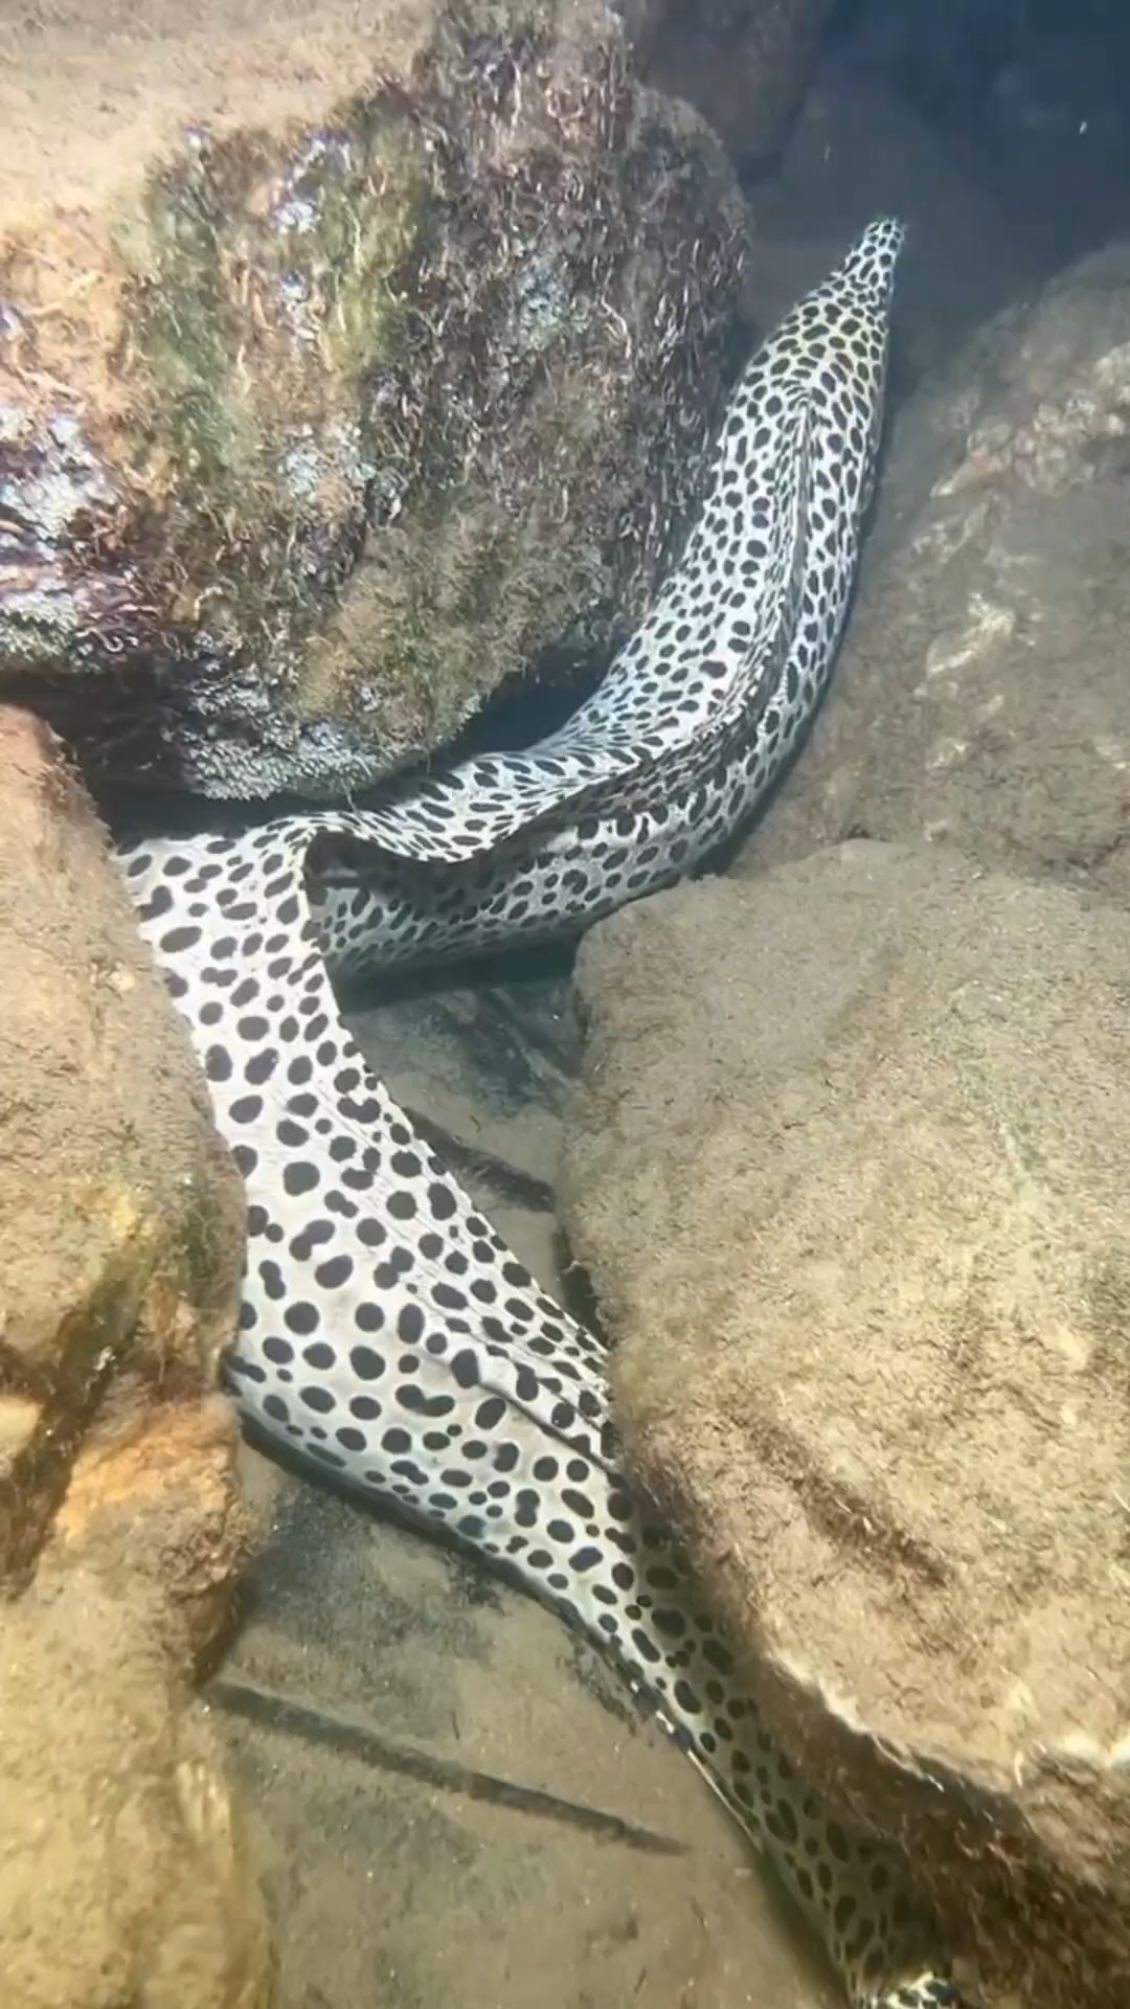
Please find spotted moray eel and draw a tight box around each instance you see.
[121,219,972,2009]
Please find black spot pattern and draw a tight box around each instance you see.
[119,218,947,2009]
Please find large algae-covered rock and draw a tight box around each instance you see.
[0,705,269,2001]
[561,841,1130,2009]
[0,0,751,798]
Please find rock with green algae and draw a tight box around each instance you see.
[0,0,752,799]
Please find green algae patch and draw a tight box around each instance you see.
[0,1,752,799]
[120,111,428,761]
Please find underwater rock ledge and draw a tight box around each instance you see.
[0,704,269,2005]
[562,842,1130,2009]
[0,0,752,800]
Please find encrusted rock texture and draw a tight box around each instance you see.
[753,233,1130,900]
[0,704,269,2005]
[561,842,1130,2009]
[1,1573,274,2009]
[0,0,757,799]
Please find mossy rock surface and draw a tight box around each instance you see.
[0,0,751,798]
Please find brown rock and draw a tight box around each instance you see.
[0,705,247,1600]
[561,841,1130,2009]
[47,1396,254,1651]
[0,1570,273,2009]
[0,704,269,2004]
[751,235,1130,905]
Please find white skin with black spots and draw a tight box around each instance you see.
[121,221,972,2009]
